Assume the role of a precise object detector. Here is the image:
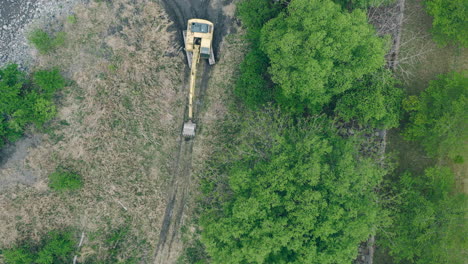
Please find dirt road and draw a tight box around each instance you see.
[153,0,234,263]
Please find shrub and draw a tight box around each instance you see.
[33,68,66,97]
[2,247,35,264]
[234,49,273,109]
[234,0,283,109]
[2,230,75,264]
[32,97,57,127]
[67,15,77,24]
[48,170,83,191]
[28,29,53,54]
[1,64,27,144]
[236,0,282,42]
[28,29,66,54]
[0,64,65,147]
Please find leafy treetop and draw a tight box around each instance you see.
[425,0,468,47]
[403,71,467,159]
[201,109,386,263]
[261,0,386,112]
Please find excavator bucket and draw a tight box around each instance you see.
[183,121,196,137]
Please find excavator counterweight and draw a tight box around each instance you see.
[182,19,215,138]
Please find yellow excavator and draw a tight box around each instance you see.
[182,19,215,137]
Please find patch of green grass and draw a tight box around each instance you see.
[48,170,83,191]
[107,64,118,72]
[28,29,67,54]
[67,14,77,24]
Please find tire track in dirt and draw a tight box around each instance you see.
[154,0,234,263]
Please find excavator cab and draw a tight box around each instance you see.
[182,19,215,138]
[184,19,215,68]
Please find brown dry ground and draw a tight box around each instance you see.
[0,0,245,262]
[0,0,187,262]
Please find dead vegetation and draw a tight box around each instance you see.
[0,0,187,262]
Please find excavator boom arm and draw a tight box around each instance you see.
[188,44,200,120]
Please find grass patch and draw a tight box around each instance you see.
[28,29,66,54]
[48,170,83,191]
[67,14,77,24]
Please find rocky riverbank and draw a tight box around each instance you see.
[0,0,86,70]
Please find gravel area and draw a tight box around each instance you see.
[0,0,87,70]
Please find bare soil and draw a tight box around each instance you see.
[0,135,42,192]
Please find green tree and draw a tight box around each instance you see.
[403,72,467,159]
[261,0,386,112]
[234,0,283,109]
[200,109,386,263]
[335,69,403,128]
[425,0,468,47]
[48,170,83,191]
[383,166,468,264]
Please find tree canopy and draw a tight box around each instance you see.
[383,166,468,264]
[403,71,467,159]
[425,0,468,47]
[333,0,394,9]
[335,69,403,128]
[234,0,283,109]
[200,109,386,263]
[260,0,387,112]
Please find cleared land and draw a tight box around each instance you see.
[0,0,243,262]
[1,0,183,262]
